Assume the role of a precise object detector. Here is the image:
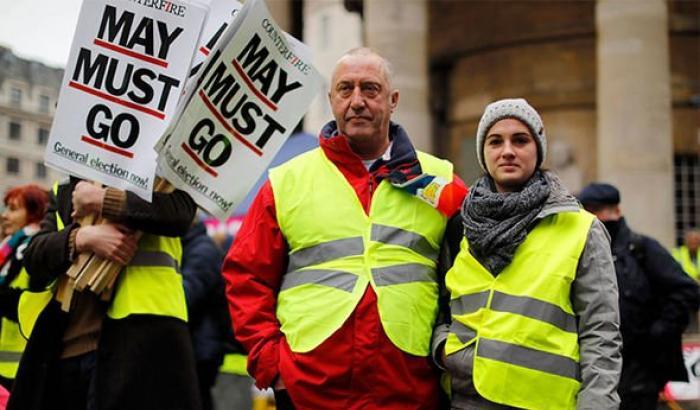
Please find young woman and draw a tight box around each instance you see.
[0,184,48,389]
[434,99,622,409]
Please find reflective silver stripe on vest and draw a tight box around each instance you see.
[371,224,438,262]
[490,291,577,333]
[281,269,357,292]
[478,338,580,380]
[450,320,477,344]
[287,237,364,273]
[129,251,180,273]
[450,291,490,315]
[0,351,22,362]
[371,263,436,287]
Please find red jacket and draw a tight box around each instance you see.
[222,129,467,410]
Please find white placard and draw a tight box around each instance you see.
[45,0,207,200]
[188,0,243,82]
[153,0,243,154]
[157,0,322,218]
[665,342,700,401]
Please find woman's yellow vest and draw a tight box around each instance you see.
[269,148,452,356]
[18,182,187,340]
[445,210,594,410]
[672,246,699,280]
[0,267,30,378]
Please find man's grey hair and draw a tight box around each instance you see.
[331,47,395,89]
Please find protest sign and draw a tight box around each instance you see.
[189,0,243,80]
[45,0,207,200]
[154,0,243,154]
[665,342,700,401]
[156,0,322,219]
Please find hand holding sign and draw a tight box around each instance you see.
[49,0,207,310]
[71,181,106,219]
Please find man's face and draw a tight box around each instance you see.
[329,55,398,148]
[584,204,621,222]
[685,231,700,251]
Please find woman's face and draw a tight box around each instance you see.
[1,197,28,236]
[484,118,538,193]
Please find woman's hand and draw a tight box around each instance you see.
[75,223,138,265]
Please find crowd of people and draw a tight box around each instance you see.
[0,47,699,410]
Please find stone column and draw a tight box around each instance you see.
[596,0,674,246]
[365,0,432,152]
[265,0,292,32]
[303,0,363,134]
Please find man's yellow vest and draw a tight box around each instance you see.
[444,210,594,410]
[672,246,699,280]
[0,268,30,378]
[269,148,452,356]
[18,182,187,339]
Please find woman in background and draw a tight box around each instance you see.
[0,184,48,390]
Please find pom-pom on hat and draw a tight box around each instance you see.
[475,98,546,172]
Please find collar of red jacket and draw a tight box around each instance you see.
[318,121,423,183]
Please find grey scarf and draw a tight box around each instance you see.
[461,171,550,275]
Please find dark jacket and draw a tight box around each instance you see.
[612,217,700,393]
[182,222,239,364]
[8,178,200,410]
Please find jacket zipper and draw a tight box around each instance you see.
[367,175,375,212]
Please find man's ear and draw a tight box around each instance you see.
[390,90,399,112]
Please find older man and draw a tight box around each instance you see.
[222,48,467,409]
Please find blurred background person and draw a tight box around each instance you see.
[673,228,700,281]
[579,182,700,410]
[182,216,250,410]
[0,184,48,390]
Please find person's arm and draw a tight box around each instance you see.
[72,181,197,237]
[23,184,75,289]
[182,233,224,318]
[641,236,700,340]
[572,219,622,410]
[25,182,142,289]
[431,213,463,368]
[221,181,288,389]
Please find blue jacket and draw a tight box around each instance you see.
[182,222,235,363]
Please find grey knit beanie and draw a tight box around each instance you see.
[475,98,546,172]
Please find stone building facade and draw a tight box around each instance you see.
[294,0,699,247]
[0,46,64,197]
[2,1,697,246]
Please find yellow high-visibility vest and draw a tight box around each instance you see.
[672,246,700,280]
[445,210,595,410]
[269,148,452,356]
[18,182,187,340]
[0,267,30,378]
[220,353,248,376]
